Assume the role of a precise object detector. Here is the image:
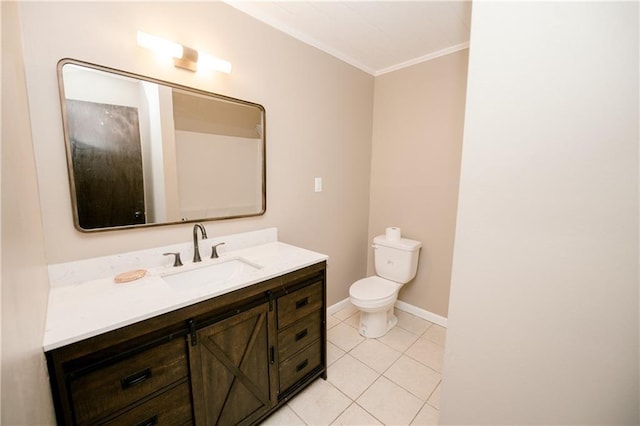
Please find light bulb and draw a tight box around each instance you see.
[198,52,232,74]
[137,31,183,59]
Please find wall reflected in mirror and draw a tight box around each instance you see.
[58,59,266,231]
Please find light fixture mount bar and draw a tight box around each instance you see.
[174,46,199,72]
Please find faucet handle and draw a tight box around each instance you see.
[163,252,183,267]
[211,242,226,259]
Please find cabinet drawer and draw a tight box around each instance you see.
[277,281,323,329]
[70,338,188,425]
[278,310,322,361]
[101,381,192,426]
[279,340,322,393]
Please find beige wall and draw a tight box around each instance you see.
[1,2,56,424]
[3,2,373,421]
[18,1,374,308]
[440,2,639,423]
[367,50,468,317]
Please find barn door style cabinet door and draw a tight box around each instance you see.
[46,262,327,426]
[188,302,275,425]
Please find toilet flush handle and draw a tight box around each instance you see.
[371,244,379,249]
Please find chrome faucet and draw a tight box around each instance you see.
[192,223,208,262]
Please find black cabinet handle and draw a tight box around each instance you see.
[189,319,198,346]
[295,297,309,309]
[266,290,274,312]
[295,329,308,341]
[270,346,275,365]
[121,368,152,389]
[296,359,308,372]
[135,415,158,426]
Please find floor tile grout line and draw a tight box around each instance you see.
[348,399,387,425]
[354,348,441,407]
[409,399,431,426]
[379,360,443,402]
[426,392,440,411]
[320,372,375,425]
[337,315,424,357]
[338,308,435,337]
[328,370,404,425]
[339,318,442,377]
[324,308,442,425]
[282,312,437,425]
[288,404,307,425]
[340,314,438,416]
[327,315,392,423]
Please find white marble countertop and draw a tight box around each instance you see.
[44,232,328,351]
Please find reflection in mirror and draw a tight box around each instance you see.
[57,59,266,231]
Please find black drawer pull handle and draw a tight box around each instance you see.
[295,297,309,309]
[295,329,308,341]
[296,359,309,372]
[121,368,152,389]
[135,415,158,426]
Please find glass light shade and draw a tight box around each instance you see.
[198,52,232,74]
[137,31,183,59]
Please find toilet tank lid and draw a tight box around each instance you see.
[374,235,422,251]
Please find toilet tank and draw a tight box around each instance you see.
[373,235,422,283]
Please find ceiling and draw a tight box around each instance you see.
[224,1,472,76]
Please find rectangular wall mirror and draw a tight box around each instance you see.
[57,58,266,232]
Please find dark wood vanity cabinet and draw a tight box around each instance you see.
[46,261,326,426]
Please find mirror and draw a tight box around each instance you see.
[57,58,266,232]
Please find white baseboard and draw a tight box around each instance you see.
[394,300,447,328]
[327,297,447,328]
[327,298,353,315]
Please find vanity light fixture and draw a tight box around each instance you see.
[136,31,232,74]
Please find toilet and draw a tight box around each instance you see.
[349,235,422,338]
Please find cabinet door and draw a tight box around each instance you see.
[189,302,273,426]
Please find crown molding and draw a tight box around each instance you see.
[375,42,470,76]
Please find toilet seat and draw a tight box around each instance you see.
[349,276,400,309]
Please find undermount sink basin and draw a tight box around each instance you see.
[162,258,261,290]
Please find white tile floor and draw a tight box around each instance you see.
[262,305,446,425]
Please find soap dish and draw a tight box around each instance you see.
[114,269,147,284]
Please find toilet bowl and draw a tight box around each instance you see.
[349,276,401,338]
[349,234,422,338]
